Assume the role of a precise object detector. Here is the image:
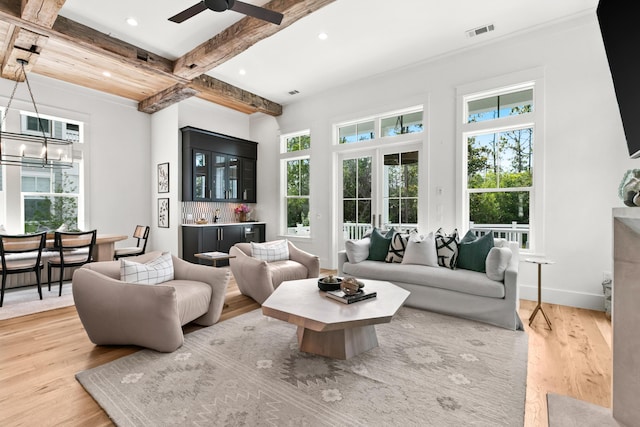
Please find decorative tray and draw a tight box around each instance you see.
[317,276,342,291]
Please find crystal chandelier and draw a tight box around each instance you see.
[0,59,73,168]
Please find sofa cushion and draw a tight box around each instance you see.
[251,239,289,262]
[485,247,512,281]
[401,232,438,267]
[435,228,459,269]
[367,228,393,261]
[343,260,505,299]
[385,232,410,263]
[345,237,371,263]
[171,280,212,325]
[120,252,174,285]
[457,231,494,273]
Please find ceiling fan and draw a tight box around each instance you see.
[169,0,283,25]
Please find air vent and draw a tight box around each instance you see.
[288,90,300,95]
[466,24,495,38]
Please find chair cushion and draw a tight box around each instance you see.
[269,260,309,289]
[171,280,212,325]
[115,247,144,256]
[120,252,174,285]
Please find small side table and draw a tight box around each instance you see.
[194,251,236,267]
[525,258,555,330]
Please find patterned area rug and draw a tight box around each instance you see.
[76,307,528,426]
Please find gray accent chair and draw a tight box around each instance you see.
[72,251,229,352]
[229,241,320,304]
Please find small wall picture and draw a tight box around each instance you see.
[158,162,169,193]
[158,198,169,228]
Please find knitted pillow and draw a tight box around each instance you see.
[435,228,460,269]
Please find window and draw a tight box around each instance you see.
[336,106,423,243]
[337,107,423,145]
[281,131,311,236]
[460,79,541,251]
[20,112,84,232]
[22,164,80,232]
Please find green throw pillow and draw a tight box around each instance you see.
[367,228,394,261]
[457,231,494,272]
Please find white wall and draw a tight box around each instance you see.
[251,12,632,311]
[0,73,152,248]
[150,104,180,255]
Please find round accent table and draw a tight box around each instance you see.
[525,258,555,330]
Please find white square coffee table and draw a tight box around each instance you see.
[262,278,410,359]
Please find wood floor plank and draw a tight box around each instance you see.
[0,274,612,427]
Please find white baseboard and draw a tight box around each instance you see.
[519,285,606,312]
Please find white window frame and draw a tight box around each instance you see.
[19,111,85,232]
[336,105,424,146]
[280,130,311,238]
[456,68,545,254]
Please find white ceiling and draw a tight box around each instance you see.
[59,0,600,106]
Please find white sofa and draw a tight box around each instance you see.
[337,240,522,330]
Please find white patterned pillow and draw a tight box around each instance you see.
[435,228,459,269]
[251,239,289,262]
[120,252,174,285]
[385,232,410,263]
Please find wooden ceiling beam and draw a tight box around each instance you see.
[1,0,62,80]
[189,75,282,116]
[174,0,335,80]
[21,0,65,27]
[0,0,285,115]
[138,83,198,114]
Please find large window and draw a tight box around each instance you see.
[336,106,423,243]
[20,111,84,233]
[281,131,311,237]
[460,79,542,250]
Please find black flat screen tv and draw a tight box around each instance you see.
[597,0,640,158]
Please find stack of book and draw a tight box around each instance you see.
[325,289,377,304]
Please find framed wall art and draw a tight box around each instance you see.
[158,162,169,193]
[158,198,169,228]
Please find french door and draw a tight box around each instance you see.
[338,145,420,248]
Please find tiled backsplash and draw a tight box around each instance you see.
[181,201,256,224]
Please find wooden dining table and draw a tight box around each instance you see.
[5,233,129,262]
[86,234,128,261]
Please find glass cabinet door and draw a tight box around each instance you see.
[193,150,211,200]
[227,156,239,200]
[213,154,227,200]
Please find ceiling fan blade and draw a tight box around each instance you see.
[169,2,208,23]
[231,1,284,25]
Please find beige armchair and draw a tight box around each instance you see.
[72,251,229,352]
[229,241,319,304]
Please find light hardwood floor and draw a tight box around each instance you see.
[0,270,612,427]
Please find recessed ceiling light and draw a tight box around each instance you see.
[126,17,138,27]
[239,69,246,76]
[102,71,111,77]
[318,32,328,40]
